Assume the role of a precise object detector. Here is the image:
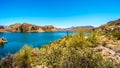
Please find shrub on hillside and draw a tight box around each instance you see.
[0,55,13,68]
[14,45,39,68]
[87,32,100,46]
[112,32,120,40]
[61,31,100,47]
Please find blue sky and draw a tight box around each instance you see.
[0,0,120,28]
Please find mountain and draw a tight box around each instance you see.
[0,23,58,32]
[60,26,94,31]
[95,19,120,33]
[0,25,6,32]
[0,25,4,29]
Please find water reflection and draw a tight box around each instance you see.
[0,32,4,37]
[0,44,4,48]
[0,32,5,48]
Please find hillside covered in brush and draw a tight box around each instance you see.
[95,19,120,33]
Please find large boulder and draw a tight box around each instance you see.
[0,37,7,44]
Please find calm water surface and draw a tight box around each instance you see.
[0,31,73,59]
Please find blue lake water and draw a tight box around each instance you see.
[0,31,73,59]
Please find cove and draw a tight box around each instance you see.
[0,31,73,59]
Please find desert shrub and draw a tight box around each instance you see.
[102,41,107,46]
[61,32,86,47]
[0,45,119,68]
[59,47,119,68]
[65,34,85,47]
[49,31,101,48]
[60,31,100,47]
[14,45,36,68]
[38,45,119,68]
[38,45,63,68]
[112,32,120,40]
[0,55,13,68]
[87,32,100,47]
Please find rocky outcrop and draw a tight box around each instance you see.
[0,26,6,32]
[6,23,21,32]
[95,46,120,62]
[1,23,58,32]
[0,26,4,29]
[42,25,58,32]
[95,19,120,33]
[0,37,7,44]
[20,23,44,32]
[94,34,120,62]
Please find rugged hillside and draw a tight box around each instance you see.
[0,23,58,32]
[95,19,120,33]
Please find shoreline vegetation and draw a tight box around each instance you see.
[0,19,120,68]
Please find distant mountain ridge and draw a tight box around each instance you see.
[1,19,120,32]
[60,26,94,31]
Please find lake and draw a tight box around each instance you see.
[0,31,73,59]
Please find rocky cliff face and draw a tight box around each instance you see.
[5,23,21,32]
[20,23,44,32]
[42,25,58,32]
[0,23,58,32]
[95,19,120,33]
[0,26,4,29]
[0,26,6,32]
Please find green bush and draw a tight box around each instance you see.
[112,32,120,40]
[14,45,35,68]
[87,32,100,46]
[59,31,100,47]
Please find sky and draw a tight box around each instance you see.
[0,0,120,28]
